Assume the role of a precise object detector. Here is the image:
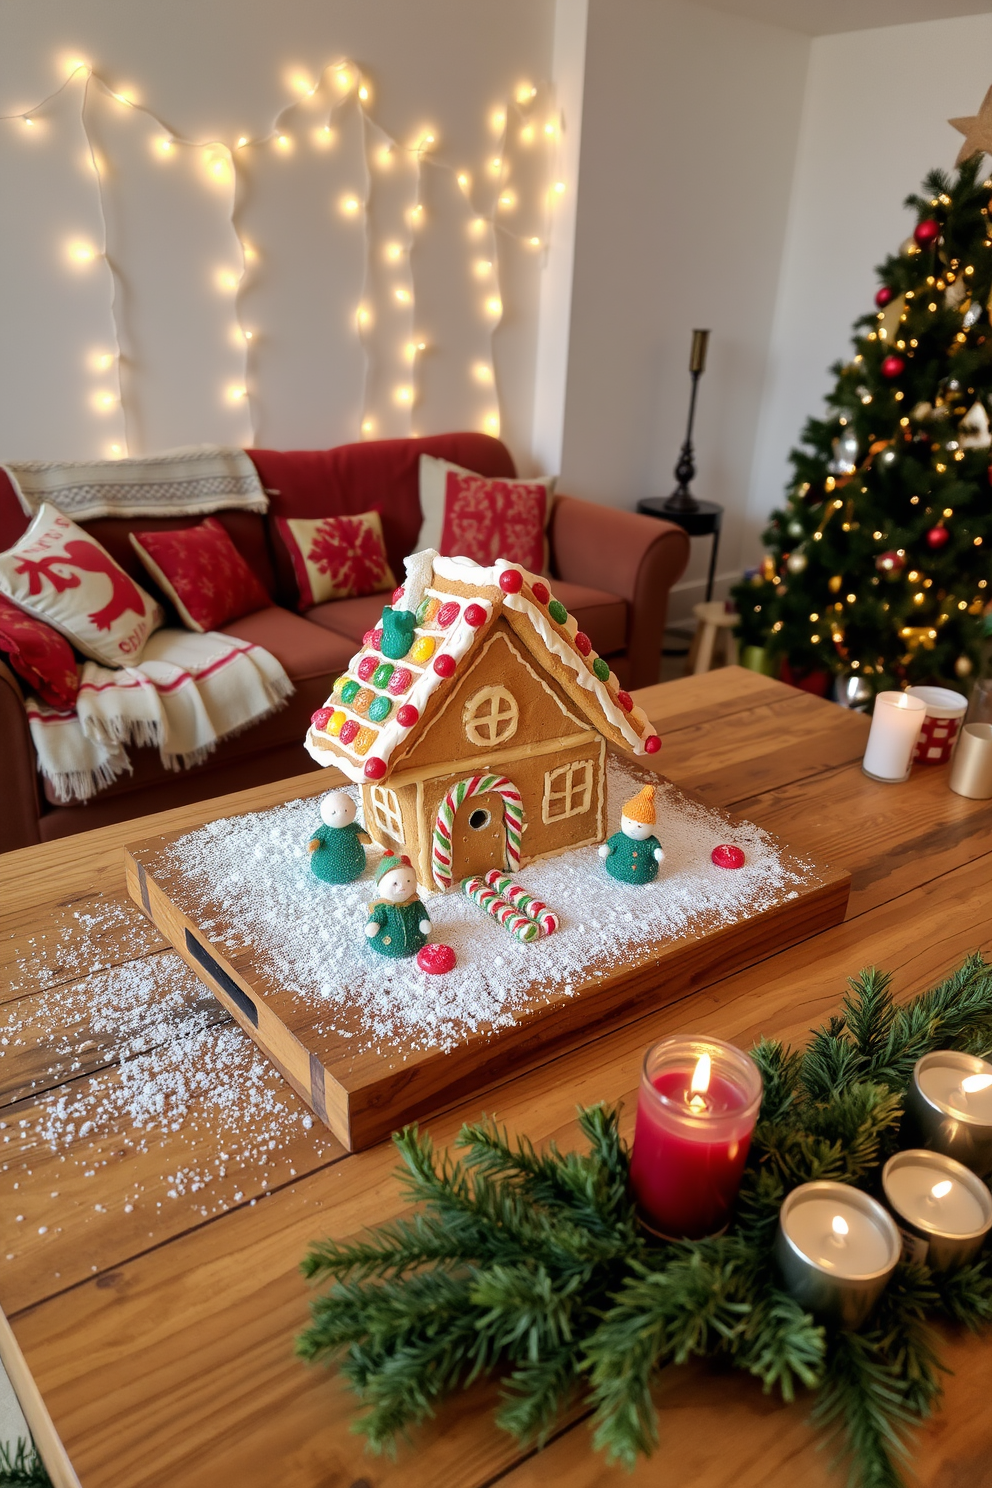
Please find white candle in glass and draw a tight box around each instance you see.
[862,691,926,782]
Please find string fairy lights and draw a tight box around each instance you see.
[0,54,563,453]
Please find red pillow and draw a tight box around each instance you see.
[129,519,270,633]
[417,456,555,572]
[0,593,79,709]
[275,511,396,610]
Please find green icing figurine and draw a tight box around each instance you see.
[599,785,665,885]
[308,792,370,883]
[365,852,431,958]
[380,605,417,660]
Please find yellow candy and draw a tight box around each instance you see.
[353,725,377,756]
[329,710,346,736]
[352,687,375,716]
[332,675,348,696]
[410,635,435,664]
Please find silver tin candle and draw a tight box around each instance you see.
[904,1051,992,1176]
[775,1181,900,1329]
[882,1149,992,1272]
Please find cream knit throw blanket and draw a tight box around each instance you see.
[26,629,293,804]
[3,446,267,522]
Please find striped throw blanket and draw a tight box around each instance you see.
[3,446,267,523]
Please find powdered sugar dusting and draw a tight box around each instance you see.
[157,759,815,1057]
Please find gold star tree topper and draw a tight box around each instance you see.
[950,84,992,166]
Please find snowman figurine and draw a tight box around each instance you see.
[599,785,665,885]
[307,792,370,884]
[365,852,431,958]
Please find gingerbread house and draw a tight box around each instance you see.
[304,551,661,890]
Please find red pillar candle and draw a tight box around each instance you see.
[630,1035,763,1239]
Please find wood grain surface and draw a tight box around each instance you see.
[2,667,990,1488]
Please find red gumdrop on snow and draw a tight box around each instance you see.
[396,704,419,727]
[434,653,457,677]
[464,603,486,627]
[644,734,661,754]
[311,708,332,731]
[712,844,745,870]
[364,757,387,781]
[913,218,940,248]
[499,568,523,593]
[875,286,894,308]
[616,690,633,712]
[531,581,550,605]
[391,586,404,604]
[574,631,592,656]
[418,943,456,975]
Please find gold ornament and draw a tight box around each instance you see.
[955,654,974,677]
[949,84,992,167]
[761,555,777,582]
[828,575,842,593]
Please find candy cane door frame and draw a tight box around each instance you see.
[450,791,506,881]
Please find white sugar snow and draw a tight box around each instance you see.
[161,758,813,1057]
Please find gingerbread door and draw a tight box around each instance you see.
[450,791,506,880]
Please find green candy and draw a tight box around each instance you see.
[548,599,568,625]
[340,679,361,704]
[415,598,432,625]
[592,657,610,682]
[372,662,394,689]
[368,695,392,722]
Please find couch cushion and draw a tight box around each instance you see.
[551,581,628,658]
[248,433,516,603]
[220,606,355,681]
[84,511,276,600]
[304,593,390,646]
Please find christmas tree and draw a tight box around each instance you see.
[733,152,992,703]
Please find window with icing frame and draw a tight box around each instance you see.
[368,784,404,843]
[463,685,519,747]
[542,759,594,823]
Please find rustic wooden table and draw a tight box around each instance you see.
[1,667,990,1488]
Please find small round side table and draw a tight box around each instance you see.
[635,497,723,603]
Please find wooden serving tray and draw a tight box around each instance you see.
[124,783,850,1151]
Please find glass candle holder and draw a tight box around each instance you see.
[862,691,926,782]
[775,1181,900,1329]
[629,1035,762,1240]
[882,1149,992,1272]
[904,1050,992,1176]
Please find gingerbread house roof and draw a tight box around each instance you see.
[303,550,661,785]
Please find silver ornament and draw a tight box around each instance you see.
[959,401,991,449]
[786,550,808,574]
[833,673,873,711]
[828,430,859,475]
[963,299,984,329]
[788,520,804,538]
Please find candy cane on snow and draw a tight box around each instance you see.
[483,871,559,934]
[461,877,539,943]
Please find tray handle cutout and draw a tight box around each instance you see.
[184,929,259,1027]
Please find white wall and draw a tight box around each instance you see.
[558,0,810,616]
[746,11,992,563]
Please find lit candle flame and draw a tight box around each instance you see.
[931,1180,952,1199]
[831,1215,849,1237]
[961,1074,992,1094]
[690,1053,711,1096]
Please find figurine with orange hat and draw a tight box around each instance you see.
[364,851,431,958]
[598,785,665,885]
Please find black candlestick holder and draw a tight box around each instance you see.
[662,329,709,515]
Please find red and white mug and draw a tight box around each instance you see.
[906,686,968,765]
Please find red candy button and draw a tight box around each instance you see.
[574,631,592,656]
[417,943,456,975]
[357,656,377,682]
[391,586,404,604]
[338,719,359,746]
[364,757,387,780]
[311,707,332,730]
[371,628,383,650]
[387,668,412,695]
[617,690,633,712]
[362,629,374,647]
[499,568,523,593]
[644,734,661,754]
[396,704,419,727]
[434,653,457,677]
[437,601,461,628]
[712,844,745,870]
[531,581,549,605]
[464,603,486,627]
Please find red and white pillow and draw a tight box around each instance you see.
[417,455,556,572]
[0,594,79,710]
[0,504,162,667]
[130,518,271,633]
[275,510,396,609]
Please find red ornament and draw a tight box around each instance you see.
[396,704,419,727]
[643,733,661,754]
[574,631,592,656]
[417,943,457,975]
[616,690,633,713]
[531,580,550,605]
[499,568,523,593]
[434,653,456,677]
[875,286,894,308]
[311,707,333,731]
[913,218,940,248]
[363,757,387,780]
[880,355,905,379]
[437,601,461,628]
[464,603,486,627]
[391,586,404,604]
[712,843,745,870]
[926,525,950,549]
[357,655,377,681]
[875,550,905,574]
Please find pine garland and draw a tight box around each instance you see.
[0,1439,52,1488]
[297,952,992,1486]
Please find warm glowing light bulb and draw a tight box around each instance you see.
[155,137,173,157]
[93,391,117,412]
[484,413,500,435]
[472,362,493,383]
[356,305,371,327]
[394,287,411,304]
[690,1053,711,1096]
[112,88,137,107]
[498,190,516,210]
[288,71,314,96]
[489,156,502,176]
[486,296,502,317]
[236,136,249,148]
[107,443,123,458]
[67,240,98,265]
[515,83,537,103]
[962,1074,992,1094]
[528,236,541,248]
[361,417,374,435]
[275,134,292,152]
[314,126,336,148]
[358,83,369,102]
[243,243,258,263]
[226,384,247,403]
[384,242,403,261]
[336,69,353,92]
[473,259,493,278]
[23,117,34,129]
[216,269,240,292]
[89,351,115,371]
[244,330,254,341]
[544,121,557,136]
[60,56,91,79]
[490,108,506,133]
[469,217,487,238]
[457,172,470,189]
[377,143,392,166]
[931,1180,953,1199]
[340,195,361,215]
[552,180,566,195]
[831,1215,849,1238]
[520,124,534,144]
[394,385,414,405]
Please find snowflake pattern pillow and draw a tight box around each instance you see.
[0,504,163,667]
[417,455,555,572]
[130,518,271,632]
[0,593,79,709]
[276,510,396,609]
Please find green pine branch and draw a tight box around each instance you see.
[0,1439,52,1488]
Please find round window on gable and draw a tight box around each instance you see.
[464,686,518,747]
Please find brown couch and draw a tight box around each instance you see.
[0,433,689,853]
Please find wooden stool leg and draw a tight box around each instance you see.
[694,621,717,675]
